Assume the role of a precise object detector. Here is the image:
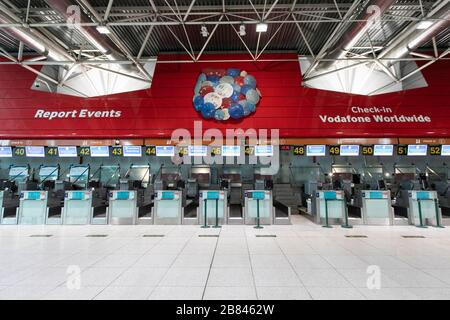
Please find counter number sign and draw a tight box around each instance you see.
[111,146,123,157]
[145,146,157,156]
[361,145,374,156]
[78,147,91,157]
[178,146,188,156]
[397,145,407,156]
[245,146,255,156]
[329,145,340,156]
[46,147,58,157]
[13,146,26,157]
[211,147,221,156]
[293,146,305,156]
[430,145,442,156]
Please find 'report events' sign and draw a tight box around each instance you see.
[0,53,448,139]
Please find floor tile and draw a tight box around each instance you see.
[52,254,106,268]
[207,267,254,287]
[134,254,178,268]
[296,269,353,288]
[253,268,302,287]
[407,288,450,300]
[256,286,311,300]
[250,254,291,269]
[159,268,209,287]
[0,286,56,300]
[93,254,141,268]
[358,255,414,269]
[421,269,450,285]
[358,288,420,300]
[383,269,447,288]
[111,268,167,286]
[149,286,204,300]
[15,267,68,287]
[286,254,333,269]
[43,286,104,300]
[204,286,256,300]
[94,286,154,300]
[307,287,366,300]
[337,268,401,288]
[322,254,368,269]
[172,254,214,268]
[79,267,126,286]
[212,254,251,268]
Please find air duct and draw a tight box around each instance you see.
[45,0,135,73]
[0,12,74,62]
[0,1,155,97]
[378,0,450,67]
[316,0,397,71]
[300,0,448,96]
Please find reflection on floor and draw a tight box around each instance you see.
[1,215,450,300]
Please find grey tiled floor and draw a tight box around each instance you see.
[1,215,450,300]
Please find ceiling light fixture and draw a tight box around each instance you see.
[239,24,246,36]
[416,20,434,30]
[256,22,268,33]
[96,25,111,34]
[200,25,209,37]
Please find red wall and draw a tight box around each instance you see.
[0,53,448,139]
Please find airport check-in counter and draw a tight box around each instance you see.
[199,190,227,226]
[63,190,93,225]
[40,165,69,225]
[315,190,347,225]
[0,191,3,223]
[222,169,244,224]
[0,187,18,225]
[19,165,60,225]
[408,190,443,227]
[1,166,32,224]
[391,169,419,225]
[91,165,120,225]
[244,190,274,225]
[123,165,154,225]
[108,190,138,225]
[63,165,92,225]
[183,178,199,225]
[153,190,183,224]
[18,190,48,225]
[361,190,393,225]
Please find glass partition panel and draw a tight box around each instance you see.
[128,165,150,186]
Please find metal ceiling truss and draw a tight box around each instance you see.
[0,0,447,85]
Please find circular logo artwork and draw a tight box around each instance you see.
[193,68,261,121]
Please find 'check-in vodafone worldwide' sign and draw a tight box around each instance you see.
[319,106,432,124]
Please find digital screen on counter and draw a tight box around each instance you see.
[255,145,273,156]
[90,146,110,157]
[25,146,45,158]
[374,145,394,156]
[441,145,450,156]
[156,146,175,157]
[123,146,142,157]
[58,146,78,157]
[188,146,207,157]
[222,146,241,157]
[39,166,59,179]
[407,145,427,156]
[0,147,12,158]
[307,145,326,156]
[340,145,360,156]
